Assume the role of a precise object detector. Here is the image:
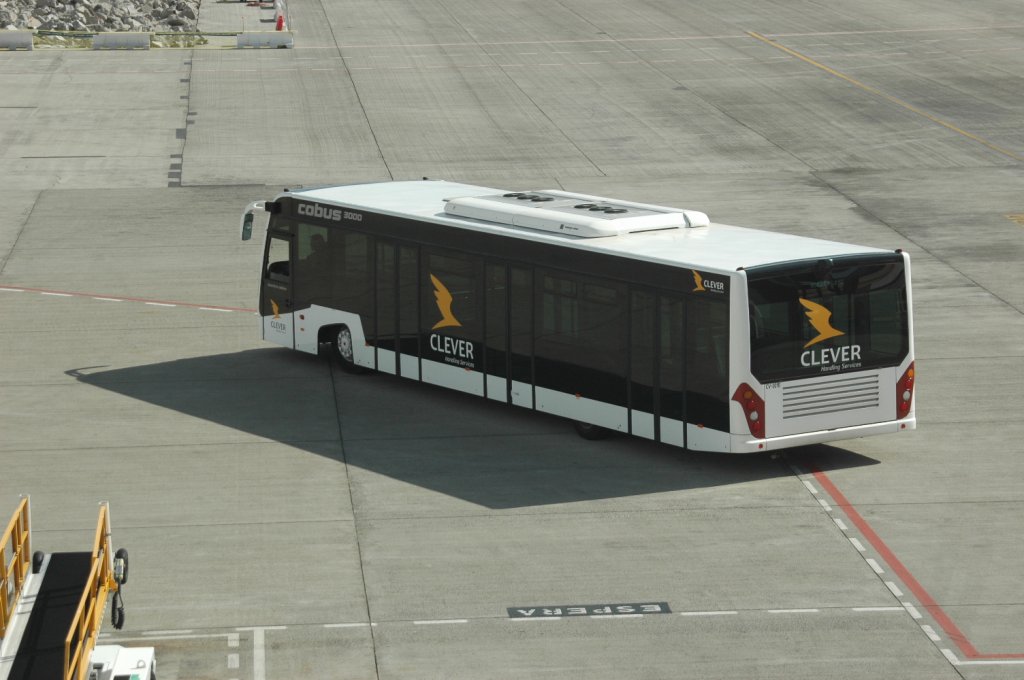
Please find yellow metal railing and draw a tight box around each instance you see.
[64,503,118,680]
[0,496,31,640]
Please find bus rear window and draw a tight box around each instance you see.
[747,257,908,382]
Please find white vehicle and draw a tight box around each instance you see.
[0,497,155,680]
[241,180,915,453]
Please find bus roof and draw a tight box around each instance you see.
[287,180,890,274]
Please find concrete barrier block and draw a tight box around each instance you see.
[236,31,293,48]
[92,32,151,50]
[0,31,34,51]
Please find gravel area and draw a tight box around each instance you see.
[1,0,202,32]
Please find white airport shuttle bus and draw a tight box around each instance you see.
[241,180,915,453]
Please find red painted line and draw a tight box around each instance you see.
[812,467,1024,660]
[4,285,256,313]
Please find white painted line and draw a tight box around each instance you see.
[145,302,176,307]
[903,602,923,619]
[818,498,833,511]
[852,606,904,612]
[679,611,738,617]
[199,307,234,312]
[144,629,193,635]
[937,648,1024,666]
[922,624,941,641]
[802,480,819,494]
[833,518,848,531]
[590,614,643,619]
[0,287,25,292]
[324,623,371,628]
[228,653,239,669]
[228,633,239,647]
[509,616,563,621]
[42,292,72,297]
[866,558,885,574]
[414,619,468,625]
[885,581,904,598]
[236,627,286,680]
[768,609,820,614]
[849,537,866,552]
[105,634,233,642]
[93,297,123,302]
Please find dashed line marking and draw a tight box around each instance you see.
[853,607,904,612]
[768,608,820,614]
[679,610,738,617]
[143,629,194,635]
[833,517,848,531]
[866,558,885,574]
[923,625,942,641]
[413,619,468,625]
[818,498,833,511]
[510,616,563,622]
[903,603,923,620]
[802,480,819,494]
[2,285,256,313]
[885,581,904,598]
[324,622,375,628]
[849,537,867,552]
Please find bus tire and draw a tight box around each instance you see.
[334,325,364,373]
[573,420,611,440]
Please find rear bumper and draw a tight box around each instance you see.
[730,416,916,453]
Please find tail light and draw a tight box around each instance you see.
[732,383,765,439]
[897,362,915,419]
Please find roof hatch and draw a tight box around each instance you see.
[443,190,709,238]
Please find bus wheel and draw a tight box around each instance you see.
[573,420,611,440]
[334,325,362,373]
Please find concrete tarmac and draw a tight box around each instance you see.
[1,1,1022,678]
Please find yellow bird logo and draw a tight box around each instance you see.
[799,298,845,348]
[430,274,462,330]
[271,299,280,319]
[691,270,706,293]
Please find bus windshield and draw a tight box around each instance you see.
[747,255,909,383]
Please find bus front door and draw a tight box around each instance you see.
[261,233,295,348]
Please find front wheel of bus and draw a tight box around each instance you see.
[334,325,362,373]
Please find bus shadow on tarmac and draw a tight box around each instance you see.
[67,348,878,509]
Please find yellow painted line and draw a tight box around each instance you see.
[1006,214,1024,226]
[747,31,1024,162]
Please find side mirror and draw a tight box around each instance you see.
[241,212,254,241]
[240,201,266,241]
